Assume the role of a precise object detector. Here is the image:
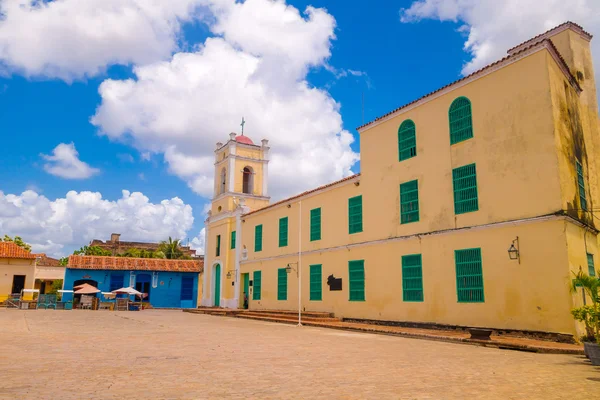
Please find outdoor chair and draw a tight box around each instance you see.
[115,298,128,311]
[37,294,48,310]
[45,294,57,310]
[80,295,93,310]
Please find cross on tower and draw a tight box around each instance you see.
[240,117,246,135]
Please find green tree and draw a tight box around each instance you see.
[73,245,112,256]
[158,237,184,259]
[2,235,32,252]
[47,280,63,295]
[570,270,600,342]
[59,257,69,266]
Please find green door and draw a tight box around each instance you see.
[242,273,249,309]
[214,264,221,307]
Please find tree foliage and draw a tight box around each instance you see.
[73,245,112,256]
[158,237,186,259]
[571,270,600,343]
[2,235,32,252]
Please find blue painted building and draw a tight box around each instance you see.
[65,255,203,308]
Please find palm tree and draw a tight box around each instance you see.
[570,270,600,342]
[158,237,184,259]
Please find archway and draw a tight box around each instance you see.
[214,264,221,307]
[73,279,98,288]
[220,168,227,194]
[242,166,254,194]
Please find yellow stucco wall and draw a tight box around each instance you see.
[203,26,600,337]
[242,218,575,334]
[0,258,35,297]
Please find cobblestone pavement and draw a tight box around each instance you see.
[0,310,598,399]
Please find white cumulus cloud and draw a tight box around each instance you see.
[0,189,195,257]
[190,227,206,256]
[400,0,600,91]
[0,0,205,81]
[41,142,100,180]
[91,0,359,200]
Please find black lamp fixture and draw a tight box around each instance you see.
[508,236,520,264]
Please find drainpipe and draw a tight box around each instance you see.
[234,203,243,308]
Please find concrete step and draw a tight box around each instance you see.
[239,312,340,323]
[243,309,335,318]
[235,313,342,326]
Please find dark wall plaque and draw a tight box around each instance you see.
[327,274,342,291]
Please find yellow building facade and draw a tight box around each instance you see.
[202,23,600,338]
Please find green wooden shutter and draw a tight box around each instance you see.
[400,180,419,224]
[277,268,288,300]
[253,270,262,300]
[587,253,595,277]
[348,195,363,234]
[254,225,263,252]
[398,119,417,161]
[455,248,484,303]
[449,96,473,144]
[453,163,479,214]
[310,208,322,241]
[310,264,322,301]
[577,161,588,211]
[348,260,365,301]
[216,235,221,257]
[279,217,288,247]
[402,254,423,302]
[231,231,236,249]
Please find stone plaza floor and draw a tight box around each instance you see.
[0,310,598,399]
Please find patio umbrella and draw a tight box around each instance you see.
[112,287,144,309]
[73,284,100,295]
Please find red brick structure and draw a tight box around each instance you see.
[89,233,198,258]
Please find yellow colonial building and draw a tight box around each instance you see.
[202,22,600,338]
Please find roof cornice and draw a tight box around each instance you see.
[357,39,581,133]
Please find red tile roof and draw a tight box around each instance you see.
[0,242,36,259]
[68,255,203,273]
[507,21,592,54]
[357,31,581,132]
[32,253,63,267]
[244,173,361,216]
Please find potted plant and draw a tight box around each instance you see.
[570,271,600,365]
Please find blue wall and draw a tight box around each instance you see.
[64,269,198,309]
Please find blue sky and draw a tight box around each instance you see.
[1,0,597,256]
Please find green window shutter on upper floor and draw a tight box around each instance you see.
[402,254,423,302]
[398,119,417,161]
[310,264,322,301]
[348,195,363,234]
[349,260,365,301]
[453,163,479,214]
[216,235,221,257]
[400,180,419,224]
[277,268,288,300]
[449,96,473,144]
[253,270,262,300]
[577,160,588,211]
[279,217,288,247]
[254,225,263,252]
[455,248,484,303]
[587,253,595,277]
[231,231,236,249]
[310,208,321,241]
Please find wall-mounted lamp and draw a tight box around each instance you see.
[508,236,520,264]
[286,262,298,276]
[287,204,291,208]
[354,181,360,187]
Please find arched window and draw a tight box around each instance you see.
[243,166,254,194]
[449,96,473,144]
[220,168,226,194]
[398,119,416,161]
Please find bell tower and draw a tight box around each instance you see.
[202,130,270,308]
[211,132,271,215]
